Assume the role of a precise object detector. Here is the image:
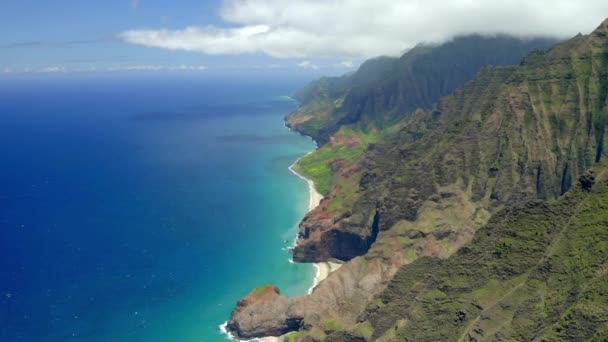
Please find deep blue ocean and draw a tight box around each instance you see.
[0,75,316,341]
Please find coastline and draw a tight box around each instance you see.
[287,155,341,294]
[288,157,343,294]
[255,154,341,341]
[288,152,323,214]
[220,157,335,342]
[220,137,338,342]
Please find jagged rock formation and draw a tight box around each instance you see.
[287,35,557,144]
[227,18,608,341]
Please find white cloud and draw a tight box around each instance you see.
[105,64,207,72]
[107,65,163,71]
[120,0,608,59]
[296,61,319,70]
[340,61,355,68]
[171,65,208,71]
[0,65,208,74]
[121,25,275,55]
[39,66,66,73]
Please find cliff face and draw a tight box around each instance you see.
[287,35,557,144]
[227,18,608,341]
[357,168,608,341]
[289,35,558,264]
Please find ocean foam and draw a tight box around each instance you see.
[222,135,324,341]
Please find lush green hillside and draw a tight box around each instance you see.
[294,18,608,264]
[227,19,608,342]
[288,35,556,199]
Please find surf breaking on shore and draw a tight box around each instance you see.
[288,154,342,294]
[220,137,341,341]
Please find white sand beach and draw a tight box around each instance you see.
[288,156,342,293]
[226,155,341,342]
[308,261,342,294]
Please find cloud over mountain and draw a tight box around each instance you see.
[121,0,608,58]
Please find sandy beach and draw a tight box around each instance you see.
[289,152,324,212]
[256,158,342,342]
[223,155,340,342]
[288,157,342,294]
[297,167,342,294]
[308,261,342,294]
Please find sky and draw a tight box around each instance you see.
[1,0,608,76]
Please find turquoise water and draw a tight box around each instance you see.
[0,76,315,341]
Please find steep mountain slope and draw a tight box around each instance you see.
[287,35,557,144]
[227,18,608,341]
[292,56,397,107]
[355,168,608,341]
[295,17,608,265]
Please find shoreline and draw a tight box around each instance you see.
[288,157,342,294]
[287,155,336,294]
[288,152,324,215]
[220,124,338,342]
[220,157,333,342]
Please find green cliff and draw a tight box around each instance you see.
[294,18,608,264]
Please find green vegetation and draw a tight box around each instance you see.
[326,173,360,212]
[292,147,334,196]
[287,36,556,144]
[293,127,381,196]
[325,319,344,332]
[286,331,302,342]
[249,284,273,300]
[286,98,338,139]
[351,322,374,340]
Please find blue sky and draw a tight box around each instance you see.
[0,0,359,75]
[0,0,282,73]
[2,0,607,75]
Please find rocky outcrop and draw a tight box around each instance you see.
[227,184,483,340]
[227,249,408,340]
[226,285,304,339]
[292,207,379,262]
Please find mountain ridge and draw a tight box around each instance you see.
[287,34,557,144]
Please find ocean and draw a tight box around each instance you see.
[0,75,316,341]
